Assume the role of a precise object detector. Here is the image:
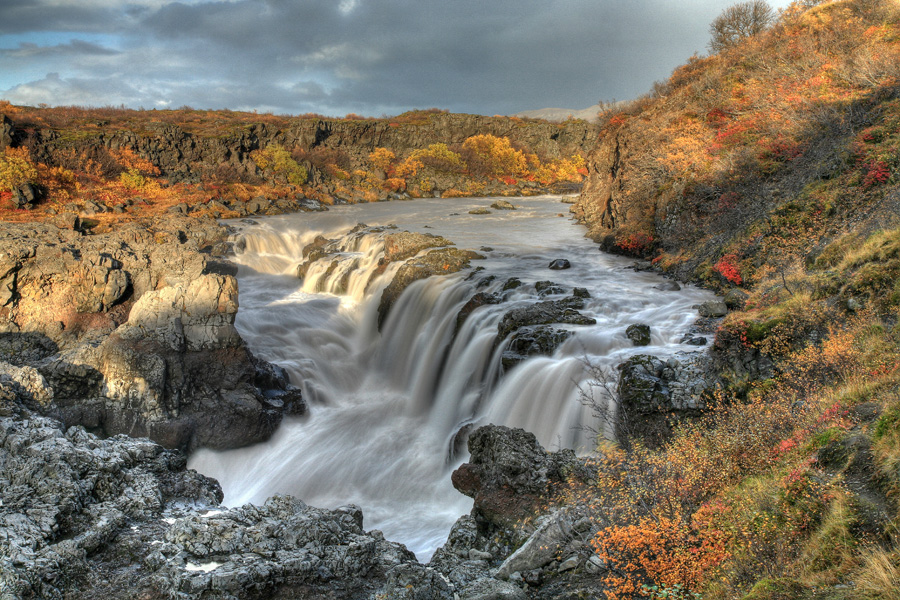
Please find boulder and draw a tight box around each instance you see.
[496,297,596,343]
[625,323,651,346]
[490,200,516,210]
[11,183,39,209]
[616,354,709,444]
[468,208,492,215]
[653,280,681,291]
[548,259,571,270]
[451,425,583,529]
[698,300,728,318]
[502,326,571,368]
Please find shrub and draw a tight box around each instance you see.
[252,144,307,186]
[0,147,38,192]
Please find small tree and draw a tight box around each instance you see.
[708,0,775,54]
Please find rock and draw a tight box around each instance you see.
[451,425,585,529]
[495,513,576,579]
[502,326,571,368]
[469,208,492,215]
[534,280,566,296]
[459,578,527,600]
[616,354,709,443]
[585,555,605,574]
[497,299,596,343]
[457,292,502,332]
[490,200,516,210]
[11,183,39,209]
[383,230,454,263]
[378,247,484,329]
[680,334,707,346]
[548,259,571,270]
[653,280,681,291]
[723,288,749,310]
[502,278,522,291]
[572,287,591,298]
[698,300,728,318]
[0,114,13,149]
[625,323,651,346]
[558,555,580,572]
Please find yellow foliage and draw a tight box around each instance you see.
[368,147,395,171]
[0,147,37,192]
[461,134,529,178]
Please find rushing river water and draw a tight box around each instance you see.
[188,195,716,560]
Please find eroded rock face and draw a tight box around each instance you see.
[378,247,484,329]
[0,218,303,451]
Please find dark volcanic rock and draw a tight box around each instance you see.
[502,326,572,369]
[616,354,709,444]
[451,425,582,530]
[547,259,571,270]
[497,298,596,342]
[0,409,424,600]
[456,292,501,332]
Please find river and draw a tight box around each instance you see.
[188,195,716,560]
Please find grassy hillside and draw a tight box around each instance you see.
[570,1,900,598]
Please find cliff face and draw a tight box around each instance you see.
[7,111,597,183]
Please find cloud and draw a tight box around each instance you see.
[0,0,798,116]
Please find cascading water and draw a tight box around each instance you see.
[188,195,716,560]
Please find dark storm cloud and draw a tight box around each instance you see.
[0,0,794,116]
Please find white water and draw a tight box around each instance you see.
[188,195,716,560]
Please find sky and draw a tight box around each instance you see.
[0,0,794,118]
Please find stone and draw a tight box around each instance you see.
[653,280,681,291]
[502,326,571,368]
[625,323,651,346]
[490,200,516,210]
[548,259,571,270]
[497,299,596,343]
[697,300,728,318]
[469,208,492,215]
[723,288,749,310]
[495,513,575,579]
[558,555,580,572]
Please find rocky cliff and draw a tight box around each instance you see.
[0,216,303,452]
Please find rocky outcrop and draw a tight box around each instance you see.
[378,247,484,329]
[0,406,429,600]
[496,295,596,343]
[616,353,711,445]
[0,218,303,451]
[450,426,585,530]
[501,326,572,369]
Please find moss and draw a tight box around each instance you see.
[741,577,807,600]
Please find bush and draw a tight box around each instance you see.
[0,147,38,192]
[252,144,307,186]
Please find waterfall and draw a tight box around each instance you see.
[188,196,716,560]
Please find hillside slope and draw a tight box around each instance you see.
[568,1,900,599]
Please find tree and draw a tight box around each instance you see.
[708,0,775,53]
